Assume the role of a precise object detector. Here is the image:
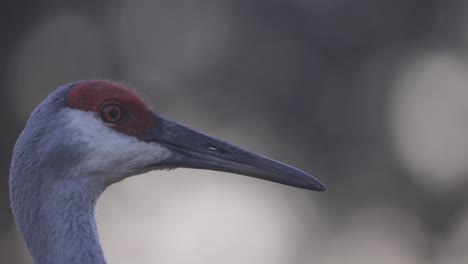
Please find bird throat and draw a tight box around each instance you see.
[12,177,107,264]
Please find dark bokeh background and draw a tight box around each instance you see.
[2,1,468,263]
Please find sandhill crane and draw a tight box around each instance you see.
[9,80,325,264]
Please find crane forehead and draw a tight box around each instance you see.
[67,80,150,112]
[66,80,157,140]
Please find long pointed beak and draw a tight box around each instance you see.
[148,117,326,191]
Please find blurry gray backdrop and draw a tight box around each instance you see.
[2,0,468,263]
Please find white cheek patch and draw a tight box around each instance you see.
[62,109,172,179]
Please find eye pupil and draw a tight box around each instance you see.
[108,108,119,119]
[100,103,124,123]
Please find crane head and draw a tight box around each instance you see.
[16,80,326,191]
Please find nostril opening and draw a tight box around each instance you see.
[205,143,226,154]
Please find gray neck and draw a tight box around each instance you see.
[11,176,107,264]
[9,82,107,263]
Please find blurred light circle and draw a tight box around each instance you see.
[8,15,109,121]
[389,52,468,192]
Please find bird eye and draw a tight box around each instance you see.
[100,103,125,124]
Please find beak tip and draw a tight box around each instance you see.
[309,179,327,192]
[317,184,327,192]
